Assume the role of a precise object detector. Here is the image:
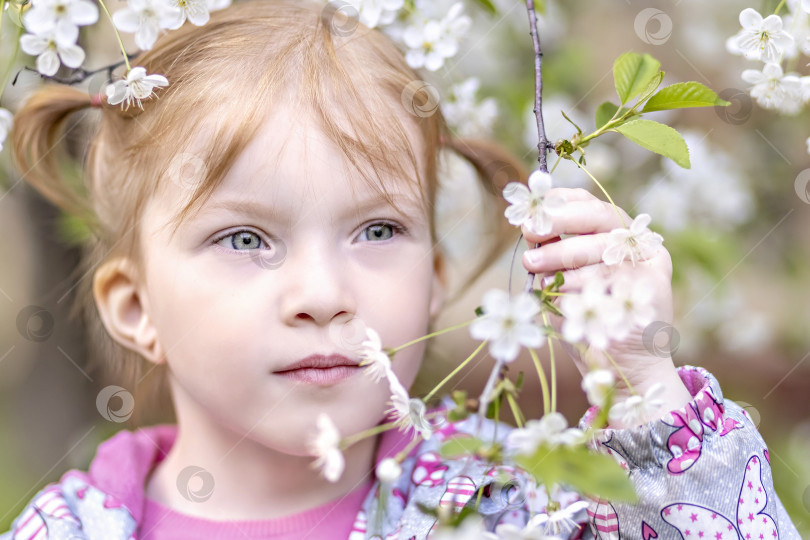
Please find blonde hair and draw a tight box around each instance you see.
[11,0,527,425]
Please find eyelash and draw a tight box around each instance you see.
[210,221,408,254]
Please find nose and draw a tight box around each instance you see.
[278,243,358,328]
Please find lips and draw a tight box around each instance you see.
[274,353,359,373]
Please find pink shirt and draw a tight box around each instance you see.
[69,423,412,540]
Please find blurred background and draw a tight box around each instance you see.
[1,0,809,534]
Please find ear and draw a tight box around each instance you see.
[93,257,165,365]
[429,249,447,324]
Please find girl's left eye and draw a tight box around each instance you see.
[212,230,268,253]
[357,222,406,242]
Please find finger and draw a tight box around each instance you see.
[523,233,609,274]
[545,263,619,292]
[522,199,632,244]
[542,254,670,292]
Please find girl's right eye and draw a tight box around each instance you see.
[212,229,268,254]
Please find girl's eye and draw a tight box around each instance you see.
[213,230,267,253]
[358,222,406,242]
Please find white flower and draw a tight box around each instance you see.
[742,63,803,114]
[165,0,211,28]
[113,0,183,50]
[609,382,665,427]
[609,275,656,341]
[0,108,12,152]
[732,8,793,63]
[442,77,498,137]
[207,0,231,11]
[23,0,98,41]
[386,377,433,440]
[581,369,615,409]
[503,170,566,236]
[529,500,590,536]
[505,412,582,456]
[20,30,85,77]
[492,520,548,540]
[375,457,402,484]
[343,0,403,29]
[403,2,470,71]
[802,0,810,13]
[430,515,498,540]
[601,213,664,266]
[357,327,391,383]
[308,413,345,482]
[560,279,622,350]
[105,67,169,109]
[469,289,544,363]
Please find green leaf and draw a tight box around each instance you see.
[472,0,497,14]
[614,118,690,169]
[440,436,484,458]
[515,445,637,502]
[595,102,619,130]
[533,0,546,15]
[643,82,732,113]
[613,52,661,105]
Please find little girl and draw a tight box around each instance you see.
[2,1,800,539]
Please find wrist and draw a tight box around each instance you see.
[608,361,692,430]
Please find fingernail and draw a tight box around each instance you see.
[540,275,554,288]
[524,250,542,266]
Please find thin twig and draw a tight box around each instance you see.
[523,0,550,295]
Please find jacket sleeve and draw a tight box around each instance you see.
[580,365,800,539]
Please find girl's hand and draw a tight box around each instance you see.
[520,187,692,428]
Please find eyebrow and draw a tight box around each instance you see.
[196,193,425,222]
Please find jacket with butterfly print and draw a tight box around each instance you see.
[1,366,800,539]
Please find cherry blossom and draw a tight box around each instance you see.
[609,275,656,340]
[308,413,345,482]
[581,369,615,409]
[20,30,85,77]
[0,108,12,152]
[375,458,402,484]
[442,77,498,137]
[505,412,582,456]
[358,327,392,383]
[344,0,403,29]
[165,0,212,28]
[742,62,803,114]
[105,67,169,110]
[23,0,98,40]
[469,289,544,364]
[403,2,470,71]
[530,500,590,537]
[113,0,183,50]
[560,279,622,350]
[601,213,664,266]
[609,382,666,427]
[386,377,433,440]
[503,170,566,236]
[731,8,793,63]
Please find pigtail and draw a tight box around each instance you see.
[11,85,98,230]
[440,137,528,306]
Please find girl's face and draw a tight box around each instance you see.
[138,105,444,454]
